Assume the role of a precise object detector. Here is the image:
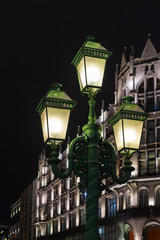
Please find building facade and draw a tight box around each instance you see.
[98,36,160,240]
[10,198,21,239]
[20,180,37,240]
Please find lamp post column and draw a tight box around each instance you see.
[83,97,101,240]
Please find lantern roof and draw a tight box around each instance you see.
[71,35,112,68]
[108,96,147,126]
[36,83,77,115]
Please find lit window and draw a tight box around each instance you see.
[139,189,148,207]
[61,217,66,231]
[42,192,47,204]
[126,189,131,209]
[119,193,123,211]
[147,120,155,143]
[80,208,86,226]
[107,196,117,217]
[148,151,156,174]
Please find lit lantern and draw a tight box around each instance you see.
[108,96,147,153]
[71,36,112,94]
[36,83,76,144]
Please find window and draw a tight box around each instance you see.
[61,196,66,213]
[53,201,57,217]
[156,78,160,90]
[119,193,123,211]
[53,219,58,233]
[107,196,117,217]
[70,212,76,228]
[99,226,105,240]
[139,160,146,176]
[98,203,101,219]
[147,120,155,143]
[80,208,86,226]
[106,224,119,240]
[145,227,160,240]
[47,222,52,235]
[126,190,131,209]
[139,189,148,207]
[138,81,144,94]
[147,78,154,92]
[99,225,118,240]
[157,128,160,142]
[61,217,66,231]
[155,188,160,207]
[156,96,160,111]
[145,65,149,74]
[146,97,154,112]
[150,64,154,73]
[70,191,75,209]
[148,151,156,174]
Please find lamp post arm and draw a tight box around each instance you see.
[111,154,134,184]
[48,146,73,179]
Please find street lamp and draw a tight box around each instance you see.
[108,96,146,154]
[36,36,147,240]
[72,35,112,95]
[36,83,76,145]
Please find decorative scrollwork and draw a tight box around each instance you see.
[68,136,88,192]
[98,139,116,194]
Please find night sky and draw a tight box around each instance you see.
[1,0,160,224]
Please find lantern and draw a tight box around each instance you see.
[108,96,147,153]
[71,36,112,94]
[36,83,76,144]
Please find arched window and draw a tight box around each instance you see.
[128,229,134,240]
[139,188,148,207]
[125,228,134,240]
[145,227,160,240]
[147,77,154,92]
[155,187,160,207]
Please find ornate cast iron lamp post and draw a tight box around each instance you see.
[36,36,147,240]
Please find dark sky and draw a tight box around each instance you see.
[0,0,160,224]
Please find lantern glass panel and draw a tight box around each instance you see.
[123,119,143,149]
[77,56,106,92]
[113,119,124,152]
[85,56,106,87]
[41,108,48,143]
[41,107,70,142]
[47,107,70,140]
[113,119,143,152]
[77,58,86,91]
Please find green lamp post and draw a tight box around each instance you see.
[36,36,147,240]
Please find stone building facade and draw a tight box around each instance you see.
[97,36,160,240]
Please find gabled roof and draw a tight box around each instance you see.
[141,37,159,60]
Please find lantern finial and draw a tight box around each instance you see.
[122,96,134,103]
[85,35,96,42]
[49,83,62,91]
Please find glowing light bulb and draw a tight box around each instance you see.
[124,128,136,145]
[49,118,62,134]
[87,66,101,84]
